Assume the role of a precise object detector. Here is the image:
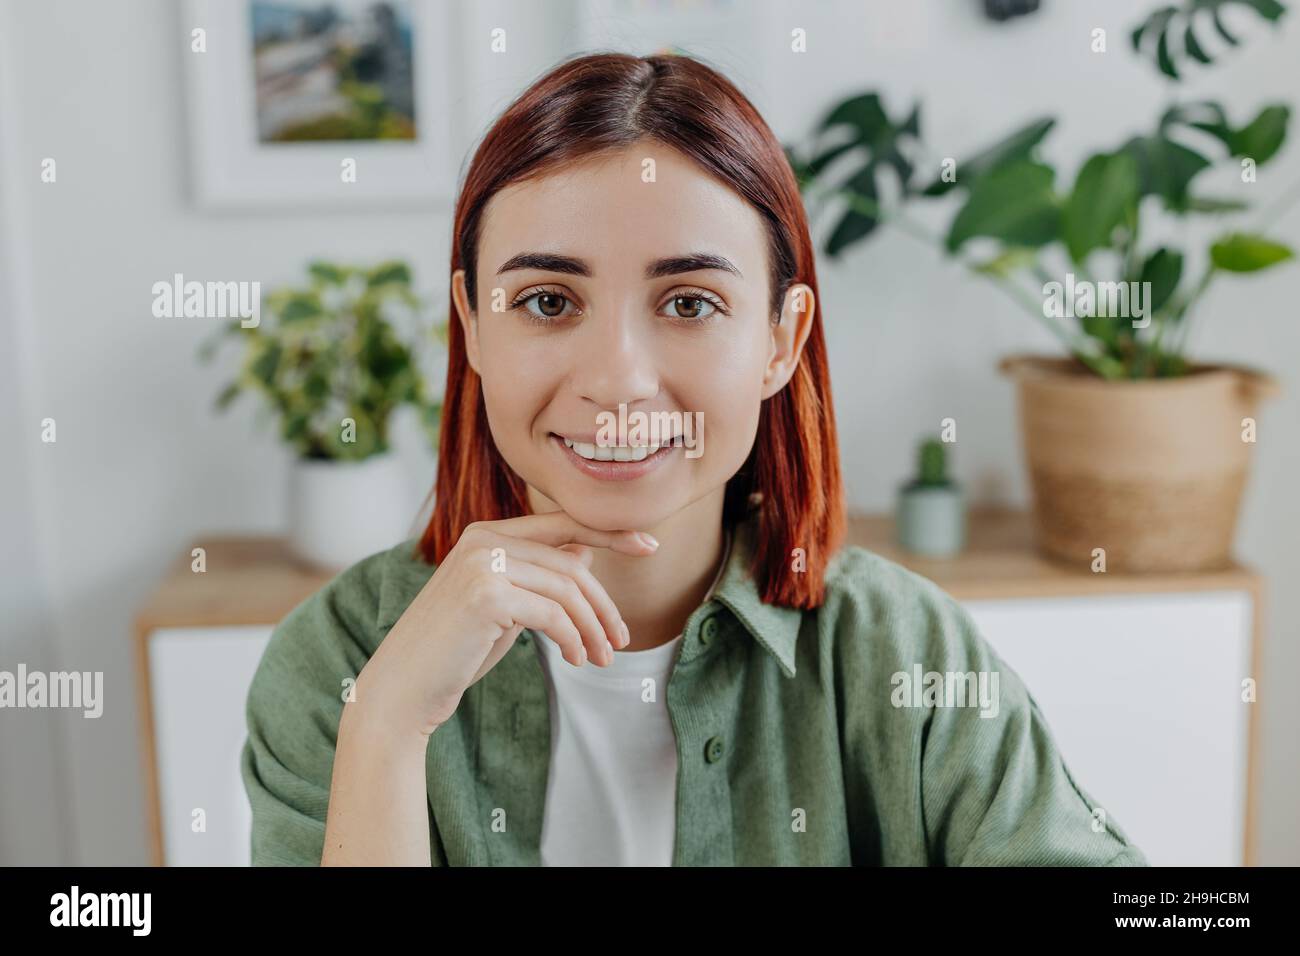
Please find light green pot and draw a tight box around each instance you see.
[895,484,966,558]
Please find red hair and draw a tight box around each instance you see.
[418,52,844,608]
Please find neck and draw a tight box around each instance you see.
[527,487,727,652]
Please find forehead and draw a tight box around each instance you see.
[477,143,767,281]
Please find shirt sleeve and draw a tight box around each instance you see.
[239,552,385,866]
[914,594,1149,866]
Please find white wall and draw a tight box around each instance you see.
[0,8,72,863]
[1,0,1295,864]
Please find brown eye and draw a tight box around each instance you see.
[537,292,566,317]
[511,288,578,323]
[660,293,721,323]
[674,296,703,319]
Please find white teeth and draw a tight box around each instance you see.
[561,436,662,462]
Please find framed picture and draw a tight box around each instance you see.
[183,0,461,209]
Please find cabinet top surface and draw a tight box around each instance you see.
[848,508,1258,601]
[136,537,338,634]
[135,510,1260,632]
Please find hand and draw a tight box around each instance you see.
[352,510,659,739]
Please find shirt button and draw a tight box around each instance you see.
[699,615,720,645]
[704,735,725,763]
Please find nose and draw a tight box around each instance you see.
[569,304,660,411]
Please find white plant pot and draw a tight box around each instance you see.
[287,452,415,571]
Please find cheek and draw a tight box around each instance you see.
[477,316,531,377]
[475,324,546,449]
[682,332,769,464]
[704,390,763,455]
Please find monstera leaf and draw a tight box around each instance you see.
[790,93,922,256]
[945,161,1061,253]
[923,117,1055,197]
[1117,134,1211,211]
[1113,101,1292,212]
[1131,0,1287,80]
[1160,101,1290,163]
[1210,233,1295,270]
[1062,151,1140,263]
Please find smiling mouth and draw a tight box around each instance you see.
[555,434,683,462]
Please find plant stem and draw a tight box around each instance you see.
[1169,265,1217,358]
[1159,177,1300,366]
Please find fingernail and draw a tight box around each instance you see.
[577,645,587,666]
[620,621,630,646]
[638,532,659,550]
[605,640,615,664]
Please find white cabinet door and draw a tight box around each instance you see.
[148,626,272,866]
[963,591,1253,866]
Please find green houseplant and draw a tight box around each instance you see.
[896,438,966,558]
[786,0,1292,571]
[199,259,447,568]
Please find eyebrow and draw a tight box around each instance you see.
[496,251,743,280]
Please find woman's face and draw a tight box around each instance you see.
[452,141,814,533]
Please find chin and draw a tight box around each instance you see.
[547,492,680,533]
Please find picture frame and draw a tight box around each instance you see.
[182,0,461,209]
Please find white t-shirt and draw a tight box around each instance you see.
[533,528,733,866]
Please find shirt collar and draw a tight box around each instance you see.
[377,508,804,678]
[706,511,804,679]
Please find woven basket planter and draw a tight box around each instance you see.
[998,354,1279,572]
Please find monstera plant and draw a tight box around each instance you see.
[786,0,1293,380]
[786,0,1294,572]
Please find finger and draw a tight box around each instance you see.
[489,534,627,650]
[498,585,588,668]
[503,558,614,666]
[558,543,595,567]
[471,510,658,556]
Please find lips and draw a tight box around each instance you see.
[550,433,677,481]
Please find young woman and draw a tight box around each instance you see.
[241,52,1147,867]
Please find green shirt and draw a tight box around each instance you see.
[240,511,1148,866]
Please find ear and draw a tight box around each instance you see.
[451,268,482,376]
[761,283,816,400]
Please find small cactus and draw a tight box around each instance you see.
[897,435,965,557]
[916,438,950,488]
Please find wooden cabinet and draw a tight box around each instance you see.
[134,539,332,867]
[135,510,1262,865]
